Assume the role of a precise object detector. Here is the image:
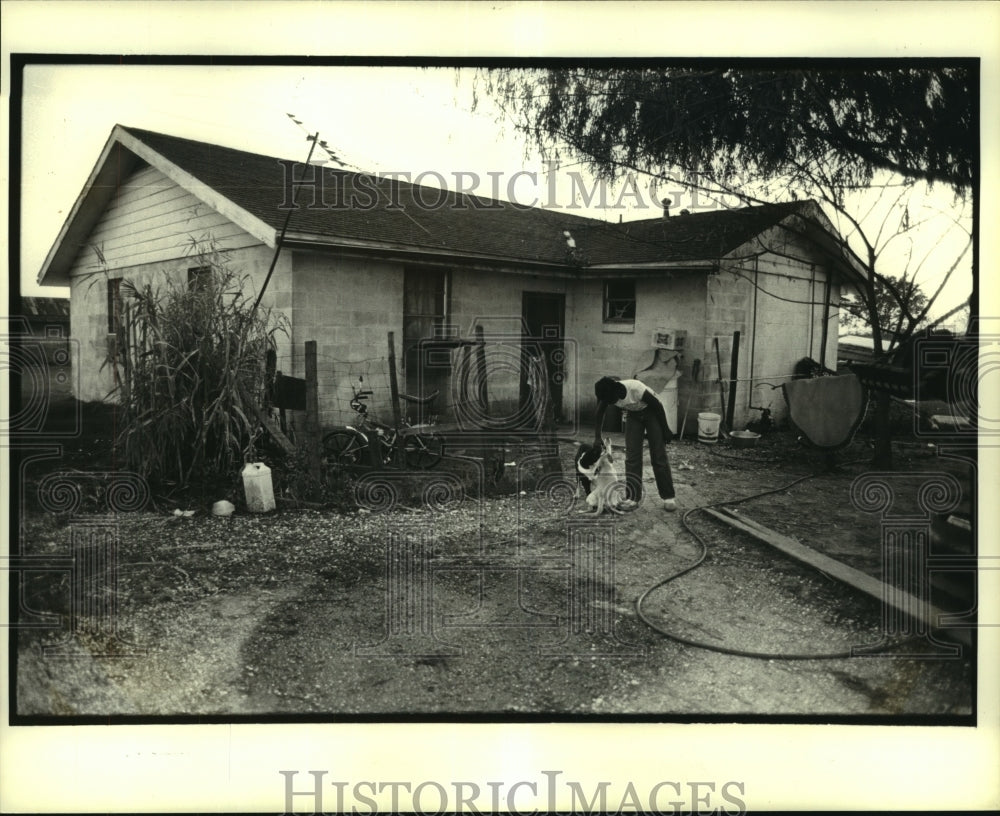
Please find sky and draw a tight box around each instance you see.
[19,64,532,294]
[16,62,976,325]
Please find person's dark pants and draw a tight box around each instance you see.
[624,409,675,502]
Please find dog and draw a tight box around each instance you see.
[575,437,627,514]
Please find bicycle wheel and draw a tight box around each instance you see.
[403,432,445,469]
[322,430,365,466]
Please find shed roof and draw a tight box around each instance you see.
[20,296,70,320]
[38,125,861,285]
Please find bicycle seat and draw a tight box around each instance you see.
[354,390,374,399]
[399,390,439,406]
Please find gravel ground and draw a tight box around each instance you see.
[14,430,975,719]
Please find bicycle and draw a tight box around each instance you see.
[321,387,445,470]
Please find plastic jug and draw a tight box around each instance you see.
[242,462,276,512]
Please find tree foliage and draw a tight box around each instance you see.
[842,273,929,340]
[479,65,973,343]
[479,65,974,468]
[480,66,974,193]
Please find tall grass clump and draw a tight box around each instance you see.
[106,242,287,490]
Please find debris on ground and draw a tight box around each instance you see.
[212,500,235,517]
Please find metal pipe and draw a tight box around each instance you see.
[679,358,700,440]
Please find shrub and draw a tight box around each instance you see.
[271,448,357,512]
[106,242,287,489]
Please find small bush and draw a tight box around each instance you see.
[272,449,356,512]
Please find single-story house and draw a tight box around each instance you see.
[37,125,865,433]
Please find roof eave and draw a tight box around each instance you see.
[284,231,722,276]
[115,127,278,249]
[37,128,141,287]
[721,206,869,286]
[37,125,280,287]
[584,260,716,273]
[281,231,576,274]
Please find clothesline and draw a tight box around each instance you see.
[677,372,804,385]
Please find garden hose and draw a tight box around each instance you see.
[548,435,915,659]
[635,461,922,661]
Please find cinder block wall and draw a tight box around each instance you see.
[720,246,840,428]
[290,251,403,429]
[572,272,707,433]
[700,268,753,429]
[287,257,578,433]
[450,266,574,428]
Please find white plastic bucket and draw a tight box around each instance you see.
[697,412,721,444]
[242,462,276,513]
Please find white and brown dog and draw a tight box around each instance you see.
[575,437,627,514]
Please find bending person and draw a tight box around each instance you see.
[593,376,677,512]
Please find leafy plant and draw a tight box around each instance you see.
[272,448,356,512]
[107,240,288,490]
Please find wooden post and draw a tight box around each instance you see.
[304,340,321,479]
[712,337,724,416]
[387,331,402,428]
[265,348,277,405]
[819,273,833,371]
[475,324,488,416]
[538,356,562,478]
[251,404,296,457]
[726,330,740,431]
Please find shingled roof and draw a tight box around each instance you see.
[121,128,820,265]
[40,125,843,285]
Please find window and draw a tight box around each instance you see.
[188,266,212,292]
[603,279,636,323]
[107,278,122,334]
[404,267,449,343]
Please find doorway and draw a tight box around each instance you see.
[521,292,566,424]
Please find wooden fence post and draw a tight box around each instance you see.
[304,340,321,479]
[726,330,741,431]
[387,331,402,428]
[535,354,562,478]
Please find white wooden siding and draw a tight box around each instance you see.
[68,163,262,277]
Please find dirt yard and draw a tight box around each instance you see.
[12,403,976,719]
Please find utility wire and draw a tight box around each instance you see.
[285,112,432,236]
[252,128,320,313]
